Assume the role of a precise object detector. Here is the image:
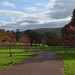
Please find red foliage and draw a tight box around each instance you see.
[63,25,75,47]
[50,36,58,46]
[69,25,75,31]
[19,34,30,47]
[41,38,46,46]
[3,31,17,46]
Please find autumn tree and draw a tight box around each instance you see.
[41,38,46,46]
[62,9,75,47]
[24,30,33,37]
[3,31,17,57]
[44,32,58,46]
[19,34,30,49]
[24,30,39,46]
[50,35,58,46]
[62,25,75,47]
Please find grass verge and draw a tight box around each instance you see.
[0,47,36,70]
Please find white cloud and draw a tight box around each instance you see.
[0,0,75,31]
[54,17,71,23]
[47,0,56,8]
[0,10,28,19]
[24,7,37,12]
[21,23,28,26]
[0,20,8,26]
[0,9,72,30]
[2,2,14,7]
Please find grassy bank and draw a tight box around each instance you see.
[29,46,75,75]
[0,47,36,70]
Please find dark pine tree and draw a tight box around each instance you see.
[71,9,75,26]
[62,9,75,47]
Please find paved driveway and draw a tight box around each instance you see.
[0,49,64,75]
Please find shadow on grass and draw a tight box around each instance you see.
[1,61,15,66]
[0,47,75,68]
[15,55,34,57]
[60,53,75,60]
[15,49,75,65]
[0,51,33,54]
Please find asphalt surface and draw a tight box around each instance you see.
[0,49,64,75]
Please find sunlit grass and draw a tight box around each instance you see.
[0,45,75,75]
[0,47,36,70]
[29,46,75,75]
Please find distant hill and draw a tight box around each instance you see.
[33,28,62,34]
[20,28,62,37]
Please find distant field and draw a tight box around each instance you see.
[29,46,75,75]
[0,47,36,70]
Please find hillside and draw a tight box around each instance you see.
[20,28,62,37]
[33,28,62,34]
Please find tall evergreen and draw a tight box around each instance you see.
[62,9,75,47]
[71,9,75,26]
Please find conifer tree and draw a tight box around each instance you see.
[62,9,75,47]
[70,9,75,26]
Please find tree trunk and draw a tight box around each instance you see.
[9,46,12,57]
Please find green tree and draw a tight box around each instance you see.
[0,33,2,43]
[44,32,58,46]
[0,30,4,43]
[16,29,21,42]
[71,9,75,26]
[24,30,39,46]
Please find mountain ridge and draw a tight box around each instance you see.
[33,28,62,34]
[20,28,62,36]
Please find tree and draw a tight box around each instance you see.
[38,34,44,46]
[0,31,4,44]
[41,38,46,46]
[19,34,30,48]
[33,40,36,46]
[62,25,75,47]
[50,35,58,46]
[0,33,2,43]
[3,31,17,57]
[57,37,63,46]
[62,9,75,47]
[71,9,75,26]
[24,30,39,46]
[44,32,58,46]
[24,30,33,36]
[16,29,21,42]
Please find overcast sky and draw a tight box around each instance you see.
[0,0,75,31]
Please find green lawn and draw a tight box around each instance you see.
[29,46,75,75]
[0,46,36,70]
[0,46,75,75]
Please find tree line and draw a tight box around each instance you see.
[0,29,63,46]
[24,30,63,46]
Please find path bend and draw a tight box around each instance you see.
[0,49,64,75]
